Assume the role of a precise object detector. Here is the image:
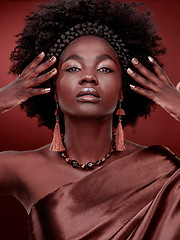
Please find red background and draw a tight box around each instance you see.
[0,0,180,239]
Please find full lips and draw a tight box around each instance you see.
[76,88,101,103]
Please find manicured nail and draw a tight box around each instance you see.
[130,84,135,89]
[39,52,45,57]
[127,68,134,74]
[148,56,154,63]
[44,88,51,92]
[132,58,138,64]
[51,68,57,73]
[49,56,56,61]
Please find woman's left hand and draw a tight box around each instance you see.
[127,57,180,121]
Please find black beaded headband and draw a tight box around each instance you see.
[47,22,130,70]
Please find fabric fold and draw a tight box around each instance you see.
[28,145,180,240]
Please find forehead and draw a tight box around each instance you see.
[60,35,119,60]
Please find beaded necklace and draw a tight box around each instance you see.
[61,145,116,170]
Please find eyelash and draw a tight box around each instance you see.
[98,67,113,73]
[65,66,113,73]
[66,67,81,72]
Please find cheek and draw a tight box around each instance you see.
[101,75,122,102]
[56,75,76,109]
[103,88,120,113]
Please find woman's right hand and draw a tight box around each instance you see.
[0,52,57,114]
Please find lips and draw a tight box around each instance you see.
[76,88,101,103]
[77,88,100,97]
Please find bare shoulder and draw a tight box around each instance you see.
[0,145,51,196]
[0,144,50,170]
[0,144,62,211]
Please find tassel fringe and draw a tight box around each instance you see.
[49,119,65,152]
[115,119,125,151]
[115,102,125,151]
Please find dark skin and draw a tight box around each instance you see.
[128,57,180,121]
[57,36,125,164]
[0,36,179,214]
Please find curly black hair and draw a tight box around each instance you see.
[9,0,166,132]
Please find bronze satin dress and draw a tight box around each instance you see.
[28,145,180,240]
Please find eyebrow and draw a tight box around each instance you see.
[63,54,117,65]
[96,54,117,65]
[63,54,83,63]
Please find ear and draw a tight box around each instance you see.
[118,89,124,102]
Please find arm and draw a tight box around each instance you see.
[0,52,57,195]
[0,52,57,113]
[127,57,180,121]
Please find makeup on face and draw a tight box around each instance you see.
[56,35,123,118]
[76,87,101,103]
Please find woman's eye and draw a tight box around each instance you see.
[66,67,81,72]
[98,67,113,73]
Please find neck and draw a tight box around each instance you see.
[63,116,113,164]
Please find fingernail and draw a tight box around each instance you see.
[130,84,135,88]
[44,88,51,92]
[132,58,138,64]
[51,68,57,73]
[148,56,154,63]
[127,68,134,74]
[39,52,45,57]
[49,56,56,61]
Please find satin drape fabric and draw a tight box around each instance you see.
[28,145,180,240]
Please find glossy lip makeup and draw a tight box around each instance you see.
[76,87,101,103]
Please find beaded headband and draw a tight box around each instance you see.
[47,22,130,70]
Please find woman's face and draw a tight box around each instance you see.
[56,35,123,119]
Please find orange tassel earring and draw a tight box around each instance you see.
[49,100,65,152]
[115,102,125,151]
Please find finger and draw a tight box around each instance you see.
[129,84,154,100]
[27,87,51,98]
[148,56,170,84]
[25,56,56,80]
[21,52,45,77]
[127,68,157,92]
[131,58,157,84]
[26,68,57,88]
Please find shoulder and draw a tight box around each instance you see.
[125,140,180,165]
[0,144,50,167]
[123,141,180,175]
[141,145,180,167]
[0,145,51,191]
[136,145,180,179]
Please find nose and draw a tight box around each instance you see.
[79,73,98,85]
